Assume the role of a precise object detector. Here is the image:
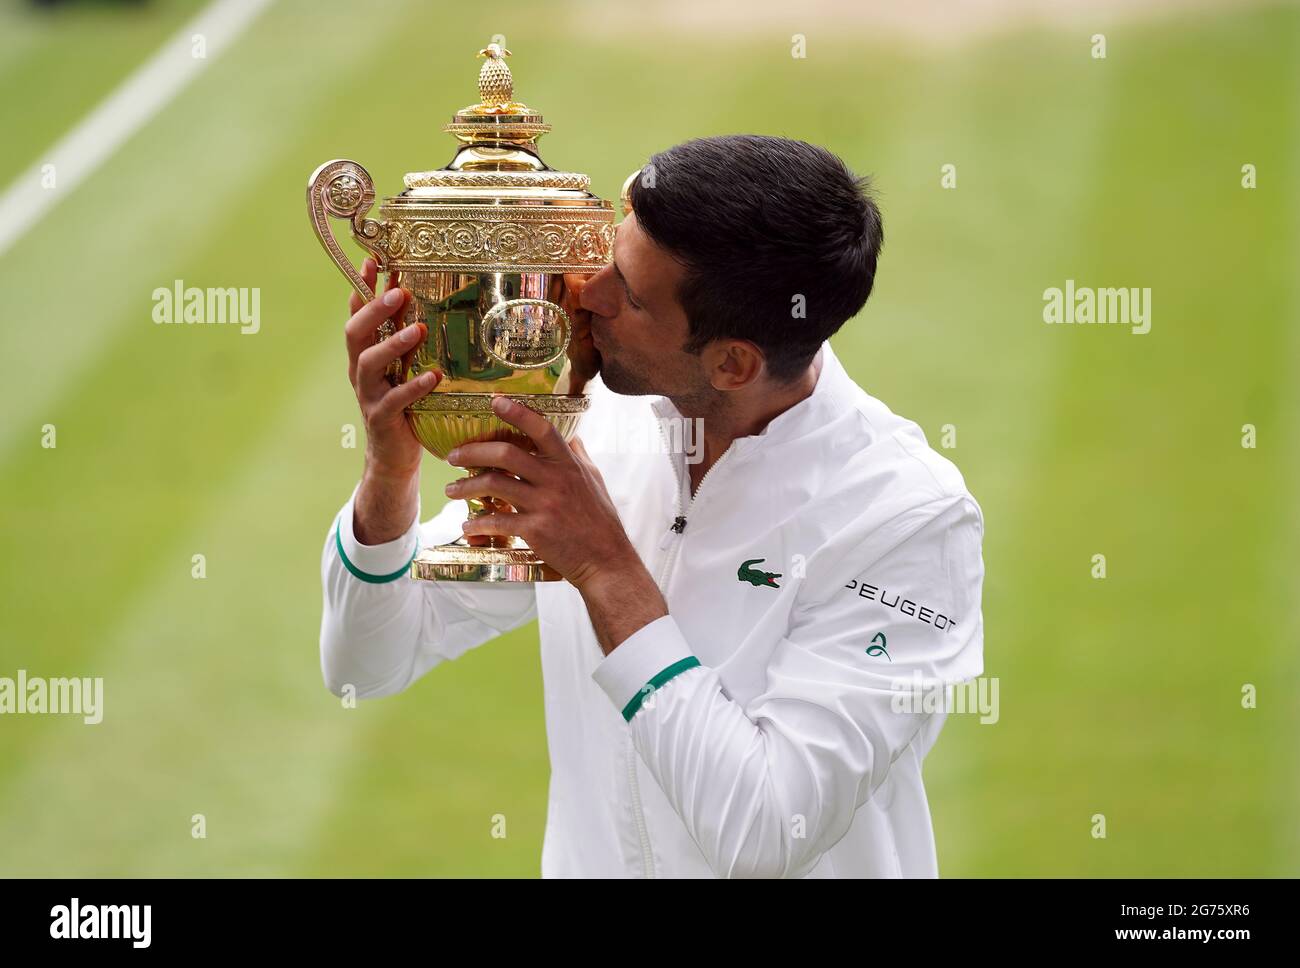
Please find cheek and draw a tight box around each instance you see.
[615,310,655,348]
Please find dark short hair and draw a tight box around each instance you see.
[628,135,883,382]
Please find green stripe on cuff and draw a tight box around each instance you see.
[334,518,419,584]
[620,656,701,722]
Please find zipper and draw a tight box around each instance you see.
[653,438,735,585]
[624,420,737,878]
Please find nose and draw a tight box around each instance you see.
[579,263,619,318]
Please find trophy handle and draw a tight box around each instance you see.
[306,159,386,303]
[308,159,402,380]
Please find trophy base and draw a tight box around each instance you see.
[410,539,562,583]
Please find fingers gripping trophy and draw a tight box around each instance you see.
[307,43,616,583]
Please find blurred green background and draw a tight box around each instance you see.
[0,0,1295,877]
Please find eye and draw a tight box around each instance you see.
[624,287,642,311]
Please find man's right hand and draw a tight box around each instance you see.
[346,258,442,481]
[346,258,441,545]
[345,260,516,550]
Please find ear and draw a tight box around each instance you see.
[702,340,766,391]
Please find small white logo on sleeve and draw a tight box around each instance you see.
[50,898,151,949]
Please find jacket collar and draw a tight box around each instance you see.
[649,341,854,459]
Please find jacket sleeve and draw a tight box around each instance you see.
[319,481,538,700]
[590,493,985,878]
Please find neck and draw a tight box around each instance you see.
[676,348,824,493]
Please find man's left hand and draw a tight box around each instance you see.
[446,395,640,594]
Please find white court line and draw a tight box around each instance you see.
[0,0,276,259]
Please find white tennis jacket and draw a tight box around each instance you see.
[319,341,986,878]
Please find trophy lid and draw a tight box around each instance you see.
[400,43,598,199]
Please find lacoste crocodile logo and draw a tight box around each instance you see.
[738,558,781,588]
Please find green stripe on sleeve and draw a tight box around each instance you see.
[621,656,702,722]
[334,518,420,584]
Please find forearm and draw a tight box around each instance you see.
[353,457,420,545]
[578,560,668,656]
[589,614,869,879]
[320,484,426,698]
[321,488,540,699]
[628,659,847,878]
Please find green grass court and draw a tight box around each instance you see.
[0,0,1295,876]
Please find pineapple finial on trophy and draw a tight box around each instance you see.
[458,41,532,116]
[476,42,515,109]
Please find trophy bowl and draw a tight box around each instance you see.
[307,42,615,582]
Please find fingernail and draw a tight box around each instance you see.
[383,288,403,307]
[492,396,511,413]
[444,482,457,496]
[400,325,419,342]
[420,370,439,385]
[447,448,461,464]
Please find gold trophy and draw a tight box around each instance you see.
[307,43,615,582]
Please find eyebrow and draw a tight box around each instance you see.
[612,255,646,307]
